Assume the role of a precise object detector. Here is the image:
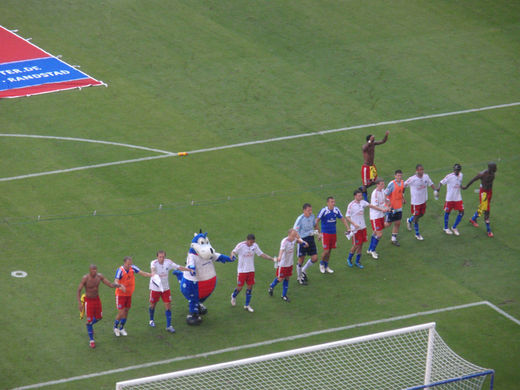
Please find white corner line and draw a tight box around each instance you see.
[12,300,519,389]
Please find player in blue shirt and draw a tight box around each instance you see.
[315,197,349,274]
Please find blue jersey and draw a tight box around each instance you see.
[293,213,316,238]
[317,206,344,234]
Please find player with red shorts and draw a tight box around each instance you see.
[360,131,389,201]
[367,179,386,259]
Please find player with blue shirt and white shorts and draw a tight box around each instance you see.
[293,203,318,285]
[315,197,350,274]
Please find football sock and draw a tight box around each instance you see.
[232,288,240,298]
[86,324,94,341]
[408,217,414,225]
[323,260,329,268]
[302,259,314,273]
[114,319,120,328]
[165,309,172,327]
[282,280,289,297]
[486,222,491,233]
[91,318,99,325]
[270,278,279,289]
[444,212,450,229]
[355,254,361,264]
[453,213,463,228]
[391,233,398,241]
[297,264,302,279]
[372,236,380,250]
[472,211,479,221]
[348,252,354,261]
[149,307,155,321]
[414,222,420,235]
[119,318,127,329]
[245,289,252,306]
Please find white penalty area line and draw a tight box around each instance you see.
[12,300,520,390]
[2,101,520,183]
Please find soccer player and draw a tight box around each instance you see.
[113,256,152,336]
[438,164,464,236]
[360,130,389,201]
[268,228,307,302]
[293,203,318,285]
[367,178,386,259]
[77,264,124,348]
[149,251,192,332]
[315,196,350,274]
[345,189,388,268]
[230,234,276,312]
[404,164,436,240]
[462,162,497,237]
[384,169,406,246]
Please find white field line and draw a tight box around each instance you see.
[1,101,519,183]
[12,300,519,390]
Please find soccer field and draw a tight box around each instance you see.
[1,1,520,389]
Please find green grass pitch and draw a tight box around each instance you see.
[1,1,519,389]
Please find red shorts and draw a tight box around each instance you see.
[85,296,102,322]
[198,276,217,299]
[353,228,368,245]
[149,289,171,304]
[276,265,293,279]
[116,295,132,310]
[361,164,377,186]
[237,272,255,287]
[444,201,464,212]
[322,233,337,249]
[478,188,492,213]
[411,203,426,216]
[370,217,385,232]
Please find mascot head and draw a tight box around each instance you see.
[190,231,215,260]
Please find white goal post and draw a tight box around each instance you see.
[116,322,494,389]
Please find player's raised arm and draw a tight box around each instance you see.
[374,130,389,145]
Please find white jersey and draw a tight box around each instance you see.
[405,173,434,205]
[278,237,296,267]
[233,241,264,273]
[369,188,386,220]
[440,172,463,201]
[149,258,181,292]
[346,199,369,231]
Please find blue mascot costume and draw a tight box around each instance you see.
[174,232,233,325]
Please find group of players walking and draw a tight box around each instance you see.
[77,131,497,348]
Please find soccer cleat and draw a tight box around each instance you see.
[298,278,307,285]
[391,240,400,247]
[113,327,120,337]
[415,234,424,241]
[89,340,96,348]
[281,296,290,302]
[230,294,236,306]
[319,264,326,273]
[406,218,412,231]
[355,261,364,269]
[119,328,128,336]
[244,305,254,313]
[469,219,479,228]
[302,272,308,282]
[370,251,379,259]
[451,228,460,236]
[487,231,494,238]
[149,320,156,328]
[347,258,353,267]
[166,326,176,333]
[326,267,334,274]
[443,228,453,235]
[268,287,273,296]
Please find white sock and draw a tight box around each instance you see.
[302,259,314,273]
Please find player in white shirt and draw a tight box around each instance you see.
[268,229,307,302]
[229,234,276,312]
[148,251,191,332]
[367,179,386,259]
[437,163,464,236]
[404,164,436,240]
[345,189,388,268]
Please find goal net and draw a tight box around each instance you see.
[116,322,494,390]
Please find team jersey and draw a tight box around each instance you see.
[405,173,434,205]
[385,180,405,210]
[182,252,217,282]
[293,213,316,238]
[115,265,141,296]
[440,172,463,201]
[316,206,344,234]
[278,237,296,267]
[370,188,386,220]
[149,258,181,292]
[233,241,264,273]
[346,200,369,230]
